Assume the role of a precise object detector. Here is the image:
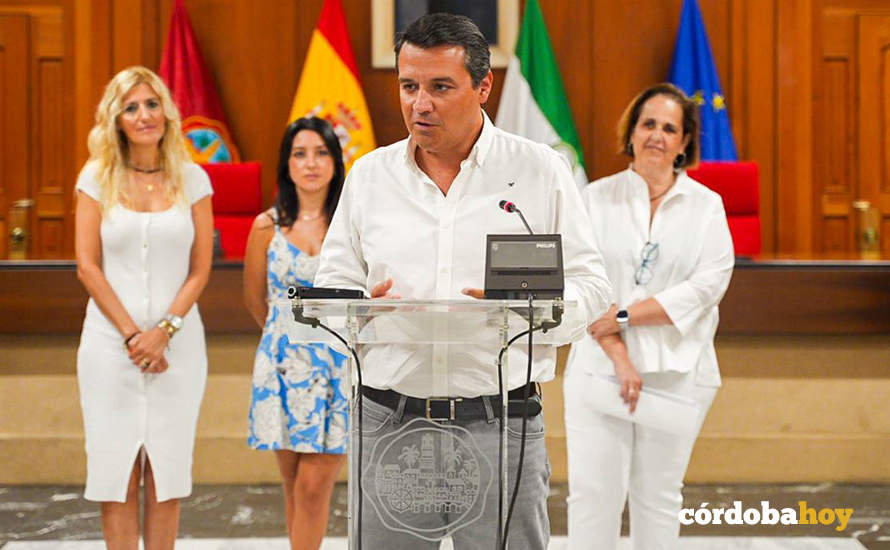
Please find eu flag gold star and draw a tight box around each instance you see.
[712,94,726,111]
[692,90,705,106]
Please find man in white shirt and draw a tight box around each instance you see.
[315,12,611,549]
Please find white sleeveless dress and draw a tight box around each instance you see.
[75,161,213,503]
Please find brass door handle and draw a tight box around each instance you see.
[10,227,26,244]
[8,199,34,260]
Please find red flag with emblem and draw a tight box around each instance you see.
[159,0,240,163]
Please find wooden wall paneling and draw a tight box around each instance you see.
[110,0,138,70]
[729,0,746,158]
[111,0,151,72]
[730,0,778,254]
[798,0,815,256]
[3,0,839,259]
[0,14,31,259]
[699,0,733,106]
[1,3,77,259]
[884,218,890,258]
[157,0,169,45]
[139,0,158,69]
[71,0,115,258]
[718,267,890,334]
[815,9,856,255]
[61,0,75,257]
[35,58,64,257]
[590,0,681,181]
[858,14,890,257]
[588,0,737,182]
[27,6,65,258]
[737,0,778,254]
[776,0,814,255]
[72,0,108,174]
[5,261,889,335]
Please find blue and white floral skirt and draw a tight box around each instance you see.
[248,328,348,454]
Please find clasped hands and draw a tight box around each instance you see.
[588,304,621,339]
[588,304,642,412]
[126,326,170,374]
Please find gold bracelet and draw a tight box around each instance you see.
[123,331,140,350]
[157,319,176,338]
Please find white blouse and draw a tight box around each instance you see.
[567,167,734,387]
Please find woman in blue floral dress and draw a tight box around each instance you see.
[243,117,347,549]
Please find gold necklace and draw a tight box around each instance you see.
[129,166,162,192]
[649,183,674,202]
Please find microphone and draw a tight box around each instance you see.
[499,200,534,235]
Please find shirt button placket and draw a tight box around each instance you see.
[435,206,454,299]
[142,215,151,328]
[432,203,455,395]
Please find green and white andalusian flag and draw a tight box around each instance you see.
[496,0,587,189]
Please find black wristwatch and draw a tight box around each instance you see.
[616,309,630,329]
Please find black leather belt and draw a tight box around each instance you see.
[360,383,540,421]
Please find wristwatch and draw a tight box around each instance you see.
[616,309,630,330]
[158,313,183,338]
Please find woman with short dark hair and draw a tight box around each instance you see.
[243,116,347,550]
[564,83,734,549]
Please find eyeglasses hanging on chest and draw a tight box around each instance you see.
[634,241,660,285]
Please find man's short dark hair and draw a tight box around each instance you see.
[394,12,491,88]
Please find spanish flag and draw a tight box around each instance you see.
[159,0,240,163]
[288,0,375,172]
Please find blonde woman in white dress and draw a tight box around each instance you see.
[74,66,213,550]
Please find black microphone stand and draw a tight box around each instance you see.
[499,200,535,235]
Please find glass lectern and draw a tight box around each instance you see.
[281,297,581,549]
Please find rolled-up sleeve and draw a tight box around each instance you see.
[550,156,612,327]
[654,198,734,336]
[315,164,369,294]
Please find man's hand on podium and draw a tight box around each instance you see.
[370,278,401,299]
[461,288,485,299]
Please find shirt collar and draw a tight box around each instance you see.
[625,164,693,201]
[403,109,495,169]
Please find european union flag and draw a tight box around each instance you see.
[668,0,738,160]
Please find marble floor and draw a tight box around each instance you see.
[0,538,876,549]
[1,484,888,549]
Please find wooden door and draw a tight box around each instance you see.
[858,14,890,257]
[813,3,890,257]
[0,14,31,259]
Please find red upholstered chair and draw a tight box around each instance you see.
[687,161,762,257]
[201,162,263,259]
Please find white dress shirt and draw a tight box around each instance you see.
[566,167,734,387]
[315,112,612,397]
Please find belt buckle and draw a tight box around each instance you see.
[425,397,462,421]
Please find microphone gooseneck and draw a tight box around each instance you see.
[498,199,534,235]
